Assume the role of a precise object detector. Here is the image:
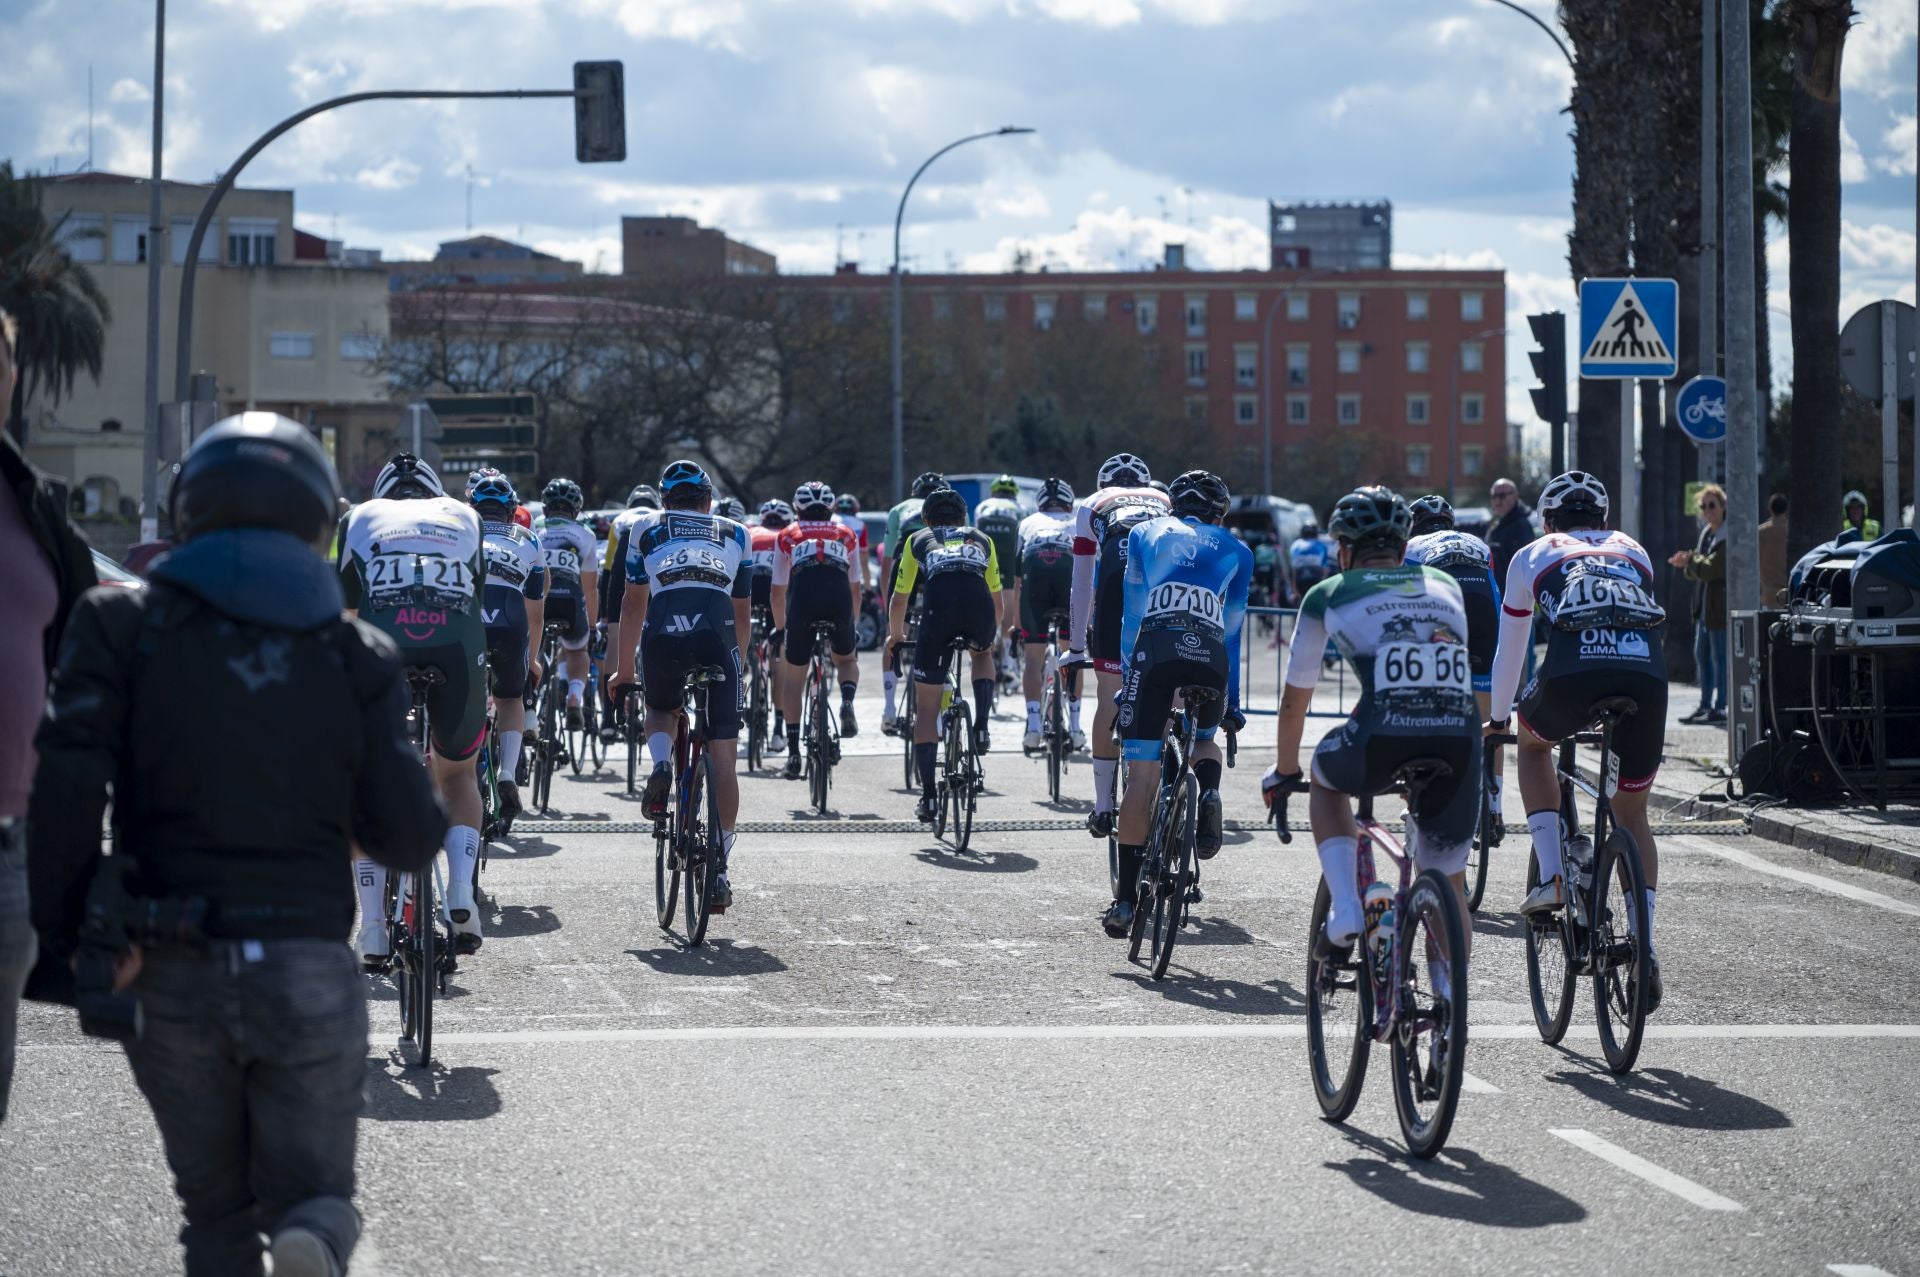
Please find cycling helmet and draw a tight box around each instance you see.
[470,471,519,512]
[627,484,660,509]
[1168,470,1230,522]
[466,465,504,497]
[714,496,747,522]
[833,493,860,515]
[1038,477,1075,510]
[1843,488,1868,509]
[541,477,584,514]
[921,487,967,528]
[1328,486,1412,548]
[1408,494,1455,536]
[759,499,795,529]
[1538,470,1609,517]
[990,474,1019,498]
[793,481,835,515]
[1098,453,1149,489]
[373,452,445,501]
[1300,522,1320,538]
[170,412,341,547]
[1149,479,1170,495]
[660,459,713,506]
[911,471,946,500]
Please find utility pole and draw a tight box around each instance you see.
[138,0,165,542]
[1699,0,1721,483]
[1722,0,1761,769]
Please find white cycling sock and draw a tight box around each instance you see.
[444,826,480,909]
[1092,757,1117,813]
[1315,837,1363,944]
[647,732,673,765]
[355,859,388,933]
[1488,783,1503,819]
[498,731,523,776]
[568,678,585,705]
[1026,700,1041,731]
[721,829,735,861]
[1642,888,1657,954]
[1069,698,1082,731]
[1527,809,1564,885]
[883,670,898,715]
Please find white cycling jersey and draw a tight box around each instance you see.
[339,496,484,613]
[536,516,598,594]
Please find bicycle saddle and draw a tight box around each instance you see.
[405,666,448,691]
[1586,695,1639,725]
[684,664,728,685]
[1387,758,1455,796]
[1179,686,1224,705]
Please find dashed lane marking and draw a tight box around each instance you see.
[1827,1266,1897,1276]
[1460,1071,1501,1094]
[511,818,1747,836]
[1674,837,1920,918]
[1548,1128,1744,1212]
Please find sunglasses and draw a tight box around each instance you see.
[1700,501,1722,510]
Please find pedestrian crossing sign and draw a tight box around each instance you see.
[1578,277,1679,380]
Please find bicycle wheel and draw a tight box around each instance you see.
[411,870,435,1069]
[1149,776,1195,980]
[1591,828,1651,1074]
[627,691,641,795]
[392,878,415,1046]
[1390,870,1469,1159]
[956,725,979,852]
[567,687,586,776]
[533,680,557,813]
[901,690,917,790]
[683,748,718,946]
[478,728,502,843]
[584,686,602,770]
[1465,774,1493,913]
[810,662,832,814]
[747,654,766,772]
[653,812,679,932]
[1306,878,1372,1122]
[944,701,972,850]
[1523,850,1577,1044]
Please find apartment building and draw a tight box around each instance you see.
[621,215,776,277]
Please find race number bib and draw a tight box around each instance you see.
[1145,581,1224,631]
[1375,642,1471,694]
[547,546,583,576]
[799,538,851,569]
[926,539,987,575]
[483,542,529,587]
[1553,563,1664,630]
[366,552,472,608]
[651,543,733,587]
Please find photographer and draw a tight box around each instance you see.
[26,414,445,1277]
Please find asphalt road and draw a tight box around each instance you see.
[5,652,1918,1276]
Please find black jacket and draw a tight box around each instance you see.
[27,528,444,999]
[1,430,97,671]
[1487,500,1536,589]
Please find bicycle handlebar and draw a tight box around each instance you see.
[1265,771,1311,844]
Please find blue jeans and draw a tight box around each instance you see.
[0,822,35,1122]
[1693,623,1726,712]
[123,939,367,1277]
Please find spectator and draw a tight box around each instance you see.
[0,307,97,1122]
[1486,478,1534,587]
[1835,489,1880,546]
[1669,483,1728,724]
[1758,492,1790,606]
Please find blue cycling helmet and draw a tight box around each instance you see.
[660,459,713,507]
[470,471,518,511]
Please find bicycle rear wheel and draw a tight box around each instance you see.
[900,691,917,790]
[1148,776,1195,981]
[410,870,435,1069]
[683,748,718,946]
[584,687,602,770]
[626,691,641,795]
[944,701,972,850]
[810,662,832,814]
[533,679,557,813]
[653,816,679,932]
[1523,851,1577,1044]
[747,654,766,772]
[567,690,586,776]
[1306,879,1372,1122]
[1465,774,1493,913]
[1591,828,1651,1074]
[1390,870,1468,1159]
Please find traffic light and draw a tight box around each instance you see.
[573,61,626,163]
[1527,311,1568,468]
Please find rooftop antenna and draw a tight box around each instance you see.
[465,165,474,234]
[1181,186,1195,230]
[1156,193,1168,224]
[835,222,845,267]
[86,65,94,171]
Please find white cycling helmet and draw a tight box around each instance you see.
[373,453,446,500]
[1539,470,1609,517]
[1098,453,1149,489]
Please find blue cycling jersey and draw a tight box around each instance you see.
[1121,515,1254,707]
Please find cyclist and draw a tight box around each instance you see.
[1289,521,1336,597]
[881,471,946,734]
[714,495,748,522]
[1009,476,1084,752]
[750,499,791,752]
[341,453,491,956]
[1068,453,1170,838]
[608,461,753,913]
[471,468,547,817]
[1266,487,1480,973]
[1488,471,1667,1006]
[832,491,873,591]
[598,484,662,742]
[1404,494,1504,827]
[973,475,1026,686]
[1103,471,1251,938]
[773,481,865,778]
[886,486,1006,823]
[535,478,599,731]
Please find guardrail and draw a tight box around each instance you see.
[1241,605,1351,720]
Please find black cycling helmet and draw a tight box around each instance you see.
[1408,494,1455,537]
[1148,479,1170,495]
[170,412,342,547]
[542,477,584,514]
[660,459,713,508]
[921,487,967,527]
[713,495,747,522]
[1300,522,1321,538]
[1038,477,1075,510]
[373,452,444,501]
[1168,470,1230,523]
[1328,485,1412,550]
[627,484,660,510]
[833,493,860,515]
[911,471,946,500]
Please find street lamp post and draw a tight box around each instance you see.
[1447,326,1509,499]
[890,126,1035,503]
[1258,269,1331,496]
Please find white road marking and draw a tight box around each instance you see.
[1460,1071,1501,1094]
[1827,1266,1897,1277]
[1548,1128,1744,1212]
[1673,836,1920,918]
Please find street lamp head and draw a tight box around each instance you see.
[999,126,1037,135]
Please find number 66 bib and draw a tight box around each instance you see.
[1375,641,1471,694]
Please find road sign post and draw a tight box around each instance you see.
[1839,299,1917,531]
[1580,277,1679,542]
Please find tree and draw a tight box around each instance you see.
[0,162,111,444]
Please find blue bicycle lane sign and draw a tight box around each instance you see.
[1672,374,1728,444]
[1579,277,1679,379]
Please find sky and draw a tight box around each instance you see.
[2,0,1914,438]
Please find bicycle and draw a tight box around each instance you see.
[1275,765,1471,1160]
[567,654,602,777]
[386,666,458,1070]
[1125,688,1235,981]
[1466,730,1515,913]
[624,685,645,797]
[1523,695,1653,1075]
[800,620,842,815]
[745,609,772,773]
[932,638,984,852]
[650,664,728,947]
[530,622,569,813]
[895,604,921,791]
[1029,612,1074,804]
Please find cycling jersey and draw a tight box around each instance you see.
[600,507,661,622]
[1014,509,1075,637]
[1289,535,1336,578]
[626,510,754,599]
[480,517,545,700]
[972,496,1024,580]
[536,516,597,597]
[895,524,1003,685]
[774,520,861,665]
[1071,485,1171,671]
[774,519,861,581]
[831,511,869,555]
[627,511,753,740]
[1404,529,1500,691]
[748,524,780,609]
[883,497,926,578]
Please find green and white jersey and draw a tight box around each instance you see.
[1284,564,1475,732]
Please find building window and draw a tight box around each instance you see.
[1337,343,1361,375]
[830,295,853,323]
[339,332,380,361]
[1287,395,1311,425]
[1406,291,1429,321]
[1034,295,1056,331]
[1235,394,1258,425]
[269,331,315,359]
[1461,445,1485,477]
[1234,292,1257,322]
[1460,340,1484,373]
[170,218,218,265]
[54,212,105,262]
[1234,344,1257,387]
[1406,444,1432,479]
[1406,342,1430,374]
[1286,345,1309,387]
[1407,394,1430,426]
[1185,344,1208,384]
[1357,237,1384,269]
[1185,295,1208,337]
[1136,295,1158,334]
[1461,291,1484,322]
[1185,395,1208,426]
[1337,292,1361,329]
[112,216,148,264]
[1084,292,1107,321]
[1461,392,1485,424]
[931,294,954,321]
[1287,293,1310,322]
[1337,394,1361,426]
[984,294,1007,323]
[227,218,277,266]
[985,344,1005,379]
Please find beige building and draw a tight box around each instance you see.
[621,216,775,277]
[22,172,391,516]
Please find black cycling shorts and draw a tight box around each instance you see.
[1116,630,1227,761]
[783,569,856,668]
[1018,561,1074,640]
[545,589,590,650]
[751,570,773,611]
[913,579,997,685]
[483,606,530,702]
[1088,570,1125,674]
[1458,583,1499,682]
[639,593,742,740]
[1516,667,1668,791]
[1311,714,1480,875]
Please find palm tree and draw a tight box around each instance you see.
[0,162,111,444]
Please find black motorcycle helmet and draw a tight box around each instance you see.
[170,412,342,548]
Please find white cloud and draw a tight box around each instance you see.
[354,158,423,190]
[957,205,1265,272]
[1842,0,1920,97]
[107,78,149,105]
[1840,220,1918,277]
[1841,121,1870,183]
[1032,0,1141,27]
[1878,113,1918,177]
[611,0,749,50]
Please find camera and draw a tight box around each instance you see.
[73,858,208,1043]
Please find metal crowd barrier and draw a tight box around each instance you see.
[1240,605,1351,720]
